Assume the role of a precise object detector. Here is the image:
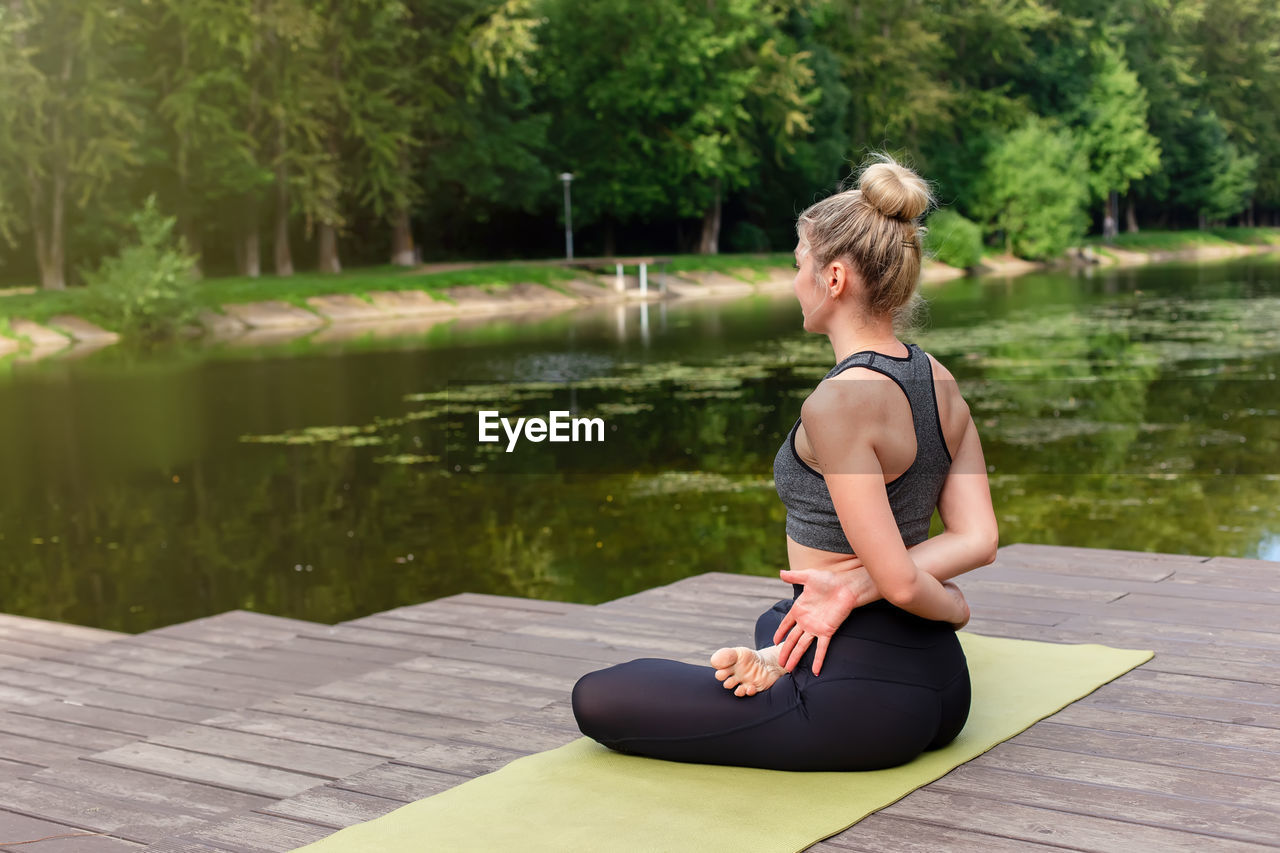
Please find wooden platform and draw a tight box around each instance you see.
[0,542,1277,851]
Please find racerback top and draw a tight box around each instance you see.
[772,342,953,554]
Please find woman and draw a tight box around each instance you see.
[571,154,1000,772]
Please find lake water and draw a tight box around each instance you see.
[2,255,1278,632]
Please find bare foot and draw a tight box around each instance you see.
[710,645,786,697]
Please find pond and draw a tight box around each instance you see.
[2,255,1278,632]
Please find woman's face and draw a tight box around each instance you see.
[793,239,829,332]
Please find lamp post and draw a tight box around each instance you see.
[559,172,574,260]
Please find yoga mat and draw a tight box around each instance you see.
[293,633,1152,853]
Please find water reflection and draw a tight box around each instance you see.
[1,255,1278,631]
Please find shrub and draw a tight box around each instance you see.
[923,209,983,270]
[80,195,200,339]
[973,116,1091,261]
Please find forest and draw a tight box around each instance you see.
[0,0,1276,289]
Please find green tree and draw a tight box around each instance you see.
[974,116,1090,260]
[535,0,817,254]
[0,0,146,289]
[1072,40,1161,242]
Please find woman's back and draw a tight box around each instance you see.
[774,341,959,554]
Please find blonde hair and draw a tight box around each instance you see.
[797,153,936,334]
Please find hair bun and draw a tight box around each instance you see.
[858,159,932,221]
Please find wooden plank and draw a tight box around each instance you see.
[1044,704,1280,752]
[469,631,666,665]
[440,592,595,616]
[1011,720,1280,780]
[391,636,604,680]
[447,719,579,753]
[989,549,1186,583]
[203,610,329,634]
[1049,614,1280,653]
[0,710,134,752]
[823,812,1074,852]
[927,763,1279,846]
[256,786,402,829]
[198,710,435,759]
[0,809,140,851]
[148,725,386,779]
[0,636,90,661]
[57,688,221,724]
[1132,651,1280,686]
[0,613,125,644]
[353,667,563,708]
[26,761,272,819]
[10,701,190,738]
[137,839,225,853]
[392,655,579,693]
[336,614,503,644]
[0,683,61,707]
[881,787,1270,852]
[377,602,553,632]
[266,636,421,665]
[970,742,1280,811]
[302,679,537,723]
[189,650,376,686]
[998,542,1211,564]
[294,624,440,655]
[0,731,90,766]
[0,779,206,843]
[1116,668,1280,704]
[1081,682,1280,729]
[87,744,327,799]
[241,696,477,739]
[178,812,333,853]
[393,740,526,777]
[329,762,466,802]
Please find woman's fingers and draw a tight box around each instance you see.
[778,568,810,585]
[772,610,798,645]
[812,635,831,676]
[782,631,814,672]
[777,623,801,668]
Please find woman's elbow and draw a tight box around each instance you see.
[982,521,1000,565]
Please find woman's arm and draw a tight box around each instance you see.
[774,382,998,671]
[799,381,968,623]
[835,393,1000,591]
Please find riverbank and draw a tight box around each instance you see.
[2,227,1277,360]
[0,255,964,360]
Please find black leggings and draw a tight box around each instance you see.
[571,593,970,771]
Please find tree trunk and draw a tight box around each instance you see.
[1246,198,1255,228]
[237,201,261,277]
[698,179,722,255]
[27,166,66,290]
[273,119,293,277]
[180,215,204,280]
[1102,191,1118,244]
[1197,211,1207,230]
[1125,193,1139,233]
[390,207,415,266]
[317,223,341,273]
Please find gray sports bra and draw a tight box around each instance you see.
[772,341,953,554]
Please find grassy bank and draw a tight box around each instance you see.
[1085,227,1280,253]
[1,232,1276,340]
[0,253,801,330]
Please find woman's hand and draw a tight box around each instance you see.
[942,580,970,631]
[773,566,873,676]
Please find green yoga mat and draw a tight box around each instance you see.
[294,632,1152,853]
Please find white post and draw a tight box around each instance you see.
[616,262,625,292]
[639,262,648,297]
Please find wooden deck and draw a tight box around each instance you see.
[0,542,1276,851]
